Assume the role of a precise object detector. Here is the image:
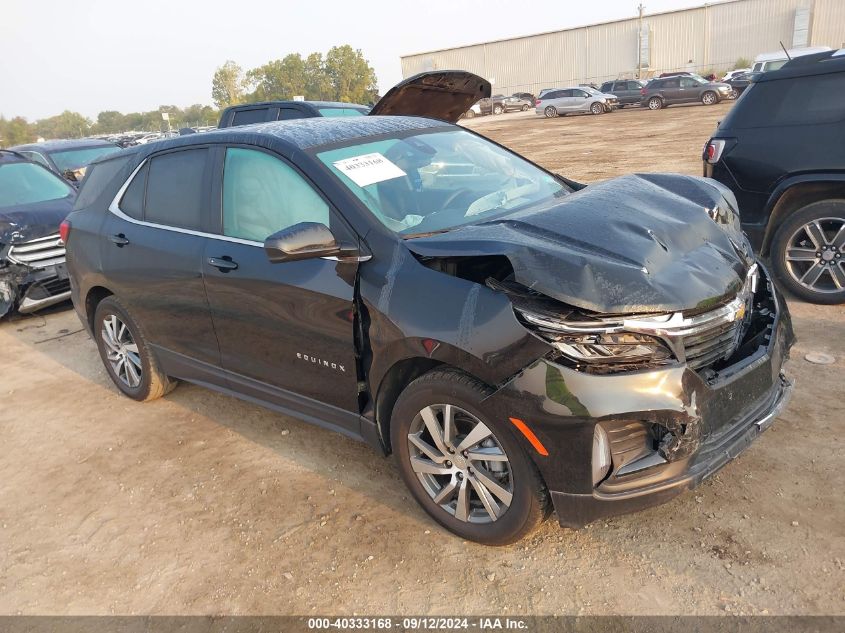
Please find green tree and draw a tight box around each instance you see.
[94,110,126,134]
[212,60,247,108]
[0,116,35,146]
[247,53,307,101]
[34,111,91,139]
[303,52,331,100]
[324,45,379,104]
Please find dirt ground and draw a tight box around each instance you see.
[1,103,843,616]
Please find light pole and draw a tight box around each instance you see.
[637,3,645,80]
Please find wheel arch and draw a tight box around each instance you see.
[761,175,845,255]
[374,357,496,454]
[84,285,114,333]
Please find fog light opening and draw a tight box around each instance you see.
[592,424,612,485]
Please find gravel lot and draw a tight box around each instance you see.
[2,102,843,616]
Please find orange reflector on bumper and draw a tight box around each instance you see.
[509,417,549,456]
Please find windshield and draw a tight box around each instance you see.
[316,129,566,235]
[0,162,73,208]
[318,107,368,117]
[583,87,602,95]
[50,145,121,171]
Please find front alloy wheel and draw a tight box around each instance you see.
[702,91,717,105]
[590,102,604,115]
[391,369,548,545]
[407,404,513,523]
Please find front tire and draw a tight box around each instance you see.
[521,104,530,111]
[464,109,476,119]
[94,296,177,401]
[391,369,548,545]
[770,200,845,304]
[701,91,718,105]
[543,106,558,118]
[590,102,604,115]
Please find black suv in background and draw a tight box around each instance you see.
[10,138,122,185]
[218,100,370,128]
[704,50,845,304]
[641,75,732,109]
[63,71,793,545]
[599,80,647,106]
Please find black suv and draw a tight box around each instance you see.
[704,50,845,304]
[0,150,77,317]
[218,100,370,128]
[64,72,793,545]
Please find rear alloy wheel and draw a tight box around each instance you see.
[648,96,663,110]
[464,109,476,119]
[544,106,558,118]
[493,104,503,115]
[392,369,548,545]
[94,296,177,400]
[771,200,845,304]
[590,102,604,115]
[701,91,718,105]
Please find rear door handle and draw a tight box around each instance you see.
[207,256,238,271]
[109,234,129,246]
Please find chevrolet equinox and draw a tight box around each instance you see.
[64,72,794,545]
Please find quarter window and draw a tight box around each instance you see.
[222,148,329,243]
[120,163,147,220]
[144,149,207,230]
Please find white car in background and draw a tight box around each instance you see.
[721,68,751,82]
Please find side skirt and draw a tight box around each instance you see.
[153,345,375,446]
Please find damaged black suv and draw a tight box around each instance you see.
[1,150,76,318]
[65,72,794,544]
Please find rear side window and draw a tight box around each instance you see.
[120,163,148,219]
[663,78,680,88]
[144,149,207,230]
[231,108,269,126]
[727,72,845,128]
[73,154,132,210]
[600,83,613,92]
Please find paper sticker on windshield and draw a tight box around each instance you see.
[333,153,406,187]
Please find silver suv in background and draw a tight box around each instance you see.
[535,86,618,118]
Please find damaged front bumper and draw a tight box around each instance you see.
[484,265,795,528]
[1,235,71,317]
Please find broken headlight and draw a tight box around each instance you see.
[516,308,674,370]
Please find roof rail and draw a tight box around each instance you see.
[0,149,28,160]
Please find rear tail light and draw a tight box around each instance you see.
[640,87,647,95]
[535,100,542,105]
[59,219,71,244]
[704,139,727,164]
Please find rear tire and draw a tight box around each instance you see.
[493,104,503,115]
[770,200,845,304]
[94,296,177,401]
[544,106,558,118]
[464,109,476,119]
[647,96,663,110]
[521,104,530,111]
[391,369,548,545]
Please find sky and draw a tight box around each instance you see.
[0,0,705,121]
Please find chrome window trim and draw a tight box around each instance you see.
[107,157,372,261]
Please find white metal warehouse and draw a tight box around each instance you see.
[400,0,845,96]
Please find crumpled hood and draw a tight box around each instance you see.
[406,173,754,314]
[0,195,75,245]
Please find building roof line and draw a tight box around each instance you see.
[400,0,740,59]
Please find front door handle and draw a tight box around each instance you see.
[109,234,129,247]
[207,256,238,271]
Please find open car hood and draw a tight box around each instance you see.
[369,71,491,123]
[405,174,755,315]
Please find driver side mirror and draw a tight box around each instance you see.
[264,222,360,263]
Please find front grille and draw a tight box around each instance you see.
[7,233,65,269]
